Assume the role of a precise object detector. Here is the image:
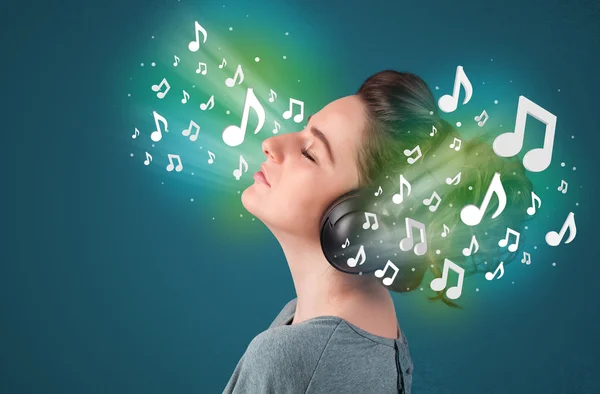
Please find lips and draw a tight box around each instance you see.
[259,164,271,186]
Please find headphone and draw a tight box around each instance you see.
[319,186,406,393]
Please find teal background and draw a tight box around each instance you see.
[3,0,599,393]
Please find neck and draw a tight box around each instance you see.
[273,230,396,325]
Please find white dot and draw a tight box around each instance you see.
[435,250,441,255]
[376,255,379,258]
[394,253,397,256]
[226,110,230,114]
[298,80,300,82]
[212,217,215,220]
[494,100,498,104]
[192,85,196,88]
[449,203,453,207]
[190,198,194,202]
[571,135,575,139]
[573,167,576,171]
[456,121,462,127]
[252,218,255,221]
[151,62,156,67]
[127,93,131,97]
[430,264,434,268]
[161,182,164,185]
[240,214,243,217]
[229,27,233,31]
[191,172,195,176]
[130,153,134,157]
[558,89,561,92]
[512,281,514,284]
[152,144,155,147]
[476,288,479,292]
[237,191,240,194]
[525,226,528,230]
[576,202,579,206]
[552,262,556,266]
[255,57,260,62]
[283,55,287,59]
[484,261,488,265]
[468,186,473,190]
[140,63,144,67]
[510,80,512,83]
[359,272,363,275]
[482,81,485,85]
[151,35,155,39]
[500,124,503,128]
[561,162,565,167]
[285,32,289,35]
[490,58,494,62]
[429,111,434,115]
[485,232,488,235]
[435,86,439,90]
[407,288,410,291]
[420,288,423,291]
[517,190,521,194]
[411,267,416,272]
[380,240,383,243]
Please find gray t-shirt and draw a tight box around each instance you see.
[223,298,413,394]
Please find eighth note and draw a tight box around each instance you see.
[268,89,277,103]
[150,111,169,142]
[399,217,427,256]
[207,151,216,164]
[341,238,350,249]
[173,55,180,67]
[445,171,461,186]
[374,186,383,196]
[460,172,507,226]
[392,174,411,204]
[527,191,541,215]
[196,62,207,75]
[200,95,215,111]
[282,98,305,123]
[521,252,531,265]
[474,110,489,127]
[438,65,473,113]
[546,211,577,247]
[449,137,462,151]
[441,224,450,237]
[151,78,171,99]
[430,258,465,300]
[485,261,505,281]
[182,120,201,142]
[233,155,248,180]
[272,120,281,134]
[188,21,208,52]
[462,235,479,256]
[347,245,366,268]
[498,227,520,252]
[225,64,244,87]
[166,153,183,172]
[362,212,379,230]
[144,152,152,166]
[403,145,422,164]
[375,260,399,286]
[423,191,442,212]
[222,88,266,147]
[558,180,568,194]
[132,127,140,139]
[181,90,190,104]
[430,125,437,137]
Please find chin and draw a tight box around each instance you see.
[241,184,261,218]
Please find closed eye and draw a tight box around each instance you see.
[301,147,316,163]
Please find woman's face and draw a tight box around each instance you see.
[241,95,368,237]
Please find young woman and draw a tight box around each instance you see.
[223,70,532,393]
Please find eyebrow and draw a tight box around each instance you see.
[307,115,335,165]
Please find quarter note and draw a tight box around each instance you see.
[558,180,568,194]
[282,98,305,123]
[462,235,479,256]
[233,155,248,180]
[392,174,411,204]
[474,110,489,127]
[150,111,169,142]
[449,137,462,151]
[341,238,350,249]
[445,171,461,185]
[225,64,244,87]
[399,217,427,256]
[218,58,227,69]
[460,172,507,226]
[196,62,207,75]
[498,227,520,252]
[374,260,399,286]
[438,65,473,113]
[430,125,437,137]
[403,145,422,164]
[374,186,383,196]
[143,152,152,166]
[545,212,577,246]
[493,95,557,172]
[188,21,208,52]
[268,89,277,103]
[362,212,379,230]
[521,252,531,265]
[182,120,200,142]
[166,153,183,172]
[200,95,214,111]
[485,261,505,280]
[527,191,541,215]
[423,191,442,212]
[347,245,366,267]
[207,150,216,164]
[132,127,140,139]
[173,55,180,66]
[151,78,171,99]
[181,90,190,104]
[441,224,450,237]
[430,258,465,300]
[222,88,266,147]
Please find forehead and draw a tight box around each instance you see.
[313,95,367,159]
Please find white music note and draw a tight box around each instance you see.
[222,88,266,147]
[449,137,462,151]
[438,65,473,113]
[200,95,214,111]
[430,258,465,300]
[233,155,248,180]
[150,111,169,142]
[403,145,422,164]
[132,127,140,139]
[485,261,505,280]
[268,89,277,103]
[462,235,480,256]
[460,172,507,226]
[166,154,183,172]
[218,58,227,69]
[196,62,207,75]
[272,120,281,134]
[151,78,171,99]
[375,260,399,286]
[527,191,541,215]
[445,171,461,185]
[399,217,427,256]
[392,174,411,204]
[423,191,442,212]
[441,224,450,238]
[558,180,568,194]
[362,212,379,230]
[493,95,557,172]
[347,245,366,268]
[282,98,305,123]
[188,21,208,52]
[545,212,577,246]
[374,186,383,197]
[207,151,216,164]
[521,252,531,265]
[182,120,200,142]
[225,64,244,87]
[143,152,152,166]
[181,90,190,104]
[173,55,180,67]
[430,125,438,137]
[498,227,520,252]
[474,110,489,127]
[341,238,350,249]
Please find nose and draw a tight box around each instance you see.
[262,135,284,163]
